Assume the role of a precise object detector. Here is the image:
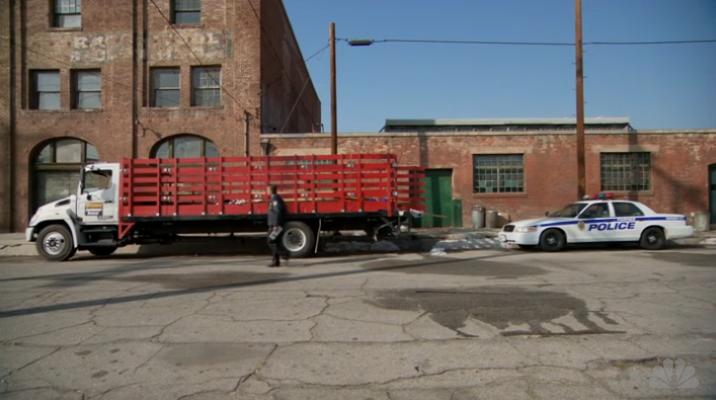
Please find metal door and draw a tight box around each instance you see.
[421,169,453,228]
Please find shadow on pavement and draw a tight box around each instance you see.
[0,251,517,319]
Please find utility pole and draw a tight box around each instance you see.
[575,0,586,199]
[330,22,338,155]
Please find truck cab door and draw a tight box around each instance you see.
[77,167,118,225]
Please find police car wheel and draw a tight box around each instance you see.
[540,229,566,252]
[640,227,665,250]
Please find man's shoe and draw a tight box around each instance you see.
[267,262,280,268]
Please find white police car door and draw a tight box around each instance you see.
[574,202,613,242]
[611,202,644,241]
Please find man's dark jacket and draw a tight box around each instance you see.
[267,194,286,227]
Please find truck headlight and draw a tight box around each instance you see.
[514,226,538,233]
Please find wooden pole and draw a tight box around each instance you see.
[575,0,586,199]
[330,22,338,155]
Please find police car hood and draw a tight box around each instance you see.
[511,217,570,227]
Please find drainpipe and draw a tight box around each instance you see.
[244,111,251,157]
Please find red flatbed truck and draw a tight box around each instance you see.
[26,154,424,261]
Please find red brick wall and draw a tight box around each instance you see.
[259,0,321,137]
[263,131,716,226]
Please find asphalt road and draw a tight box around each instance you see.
[0,245,715,399]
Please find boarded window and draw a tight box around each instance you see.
[73,70,101,109]
[601,152,651,191]
[191,66,221,107]
[173,0,201,24]
[151,68,180,108]
[473,154,524,193]
[31,70,61,110]
[54,0,82,28]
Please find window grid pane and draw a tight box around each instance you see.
[473,154,524,193]
[54,0,81,28]
[74,70,101,109]
[174,0,200,11]
[32,71,61,110]
[173,0,201,24]
[192,67,221,106]
[151,68,180,107]
[600,152,651,191]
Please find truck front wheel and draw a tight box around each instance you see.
[281,221,315,258]
[36,224,76,261]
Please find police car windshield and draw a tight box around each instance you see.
[549,203,588,218]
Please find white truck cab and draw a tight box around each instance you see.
[26,163,122,260]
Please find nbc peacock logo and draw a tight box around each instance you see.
[647,358,700,390]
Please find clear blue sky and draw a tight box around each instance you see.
[283,0,716,131]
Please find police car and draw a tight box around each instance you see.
[499,194,694,251]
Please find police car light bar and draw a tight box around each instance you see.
[582,192,615,200]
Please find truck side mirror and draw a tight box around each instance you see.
[86,193,92,201]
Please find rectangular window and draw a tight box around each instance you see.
[31,70,61,110]
[151,68,180,108]
[600,152,651,191]
[53,0,82,28]
[72,70,101,109]
[173,0,201,24]
[473,154,524,193]
[191,66,221,107]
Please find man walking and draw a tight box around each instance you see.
[266,184,287,267]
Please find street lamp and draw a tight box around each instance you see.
[329,23,376,155]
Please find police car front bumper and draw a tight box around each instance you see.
[498,231,540,247]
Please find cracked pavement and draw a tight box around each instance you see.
[0,245,715,399]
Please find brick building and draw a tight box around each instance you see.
[0,0,321,231]
[263,119,716,228]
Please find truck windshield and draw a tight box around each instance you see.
[83,170,112,193]
[549,203,587,218]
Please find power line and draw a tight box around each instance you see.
[340,37,716,47]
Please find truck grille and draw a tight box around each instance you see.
[503,224,515,232]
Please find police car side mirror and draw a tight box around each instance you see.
[544,211,549,217]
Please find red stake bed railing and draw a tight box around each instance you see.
[118,154,423,239]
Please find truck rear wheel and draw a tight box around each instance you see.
[89,246,117,257]
[36,224,76,261]
[281,221,315,258]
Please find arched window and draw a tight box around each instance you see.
[32,138,100,211]
[151,134,219,159]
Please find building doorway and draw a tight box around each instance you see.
[420,169,458,228]
[710,164,716,225]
